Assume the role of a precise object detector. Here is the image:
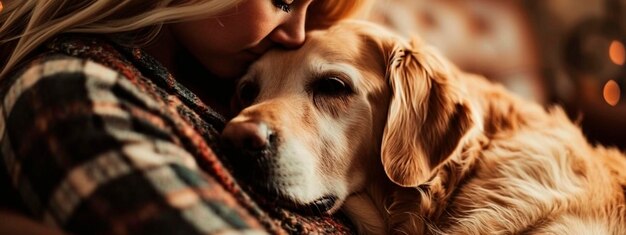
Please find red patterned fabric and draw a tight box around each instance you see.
[0,34,354,234]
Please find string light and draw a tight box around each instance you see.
[603,80,621,106]
[609,40,625,66]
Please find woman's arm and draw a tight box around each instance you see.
[0,56,265,234]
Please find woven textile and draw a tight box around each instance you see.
[0,35,354,235]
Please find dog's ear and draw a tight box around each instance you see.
[381,39,475,187]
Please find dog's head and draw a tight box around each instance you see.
[221,20,476,214]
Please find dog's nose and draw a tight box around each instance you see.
[221,120,273,150]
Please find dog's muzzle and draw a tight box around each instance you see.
[221,119,338,214]
[221,118,277,182]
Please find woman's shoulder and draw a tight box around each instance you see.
[6,53,117,81]
[1,52,143,106]
[4,34,148,81]
[2,34,132,90]
[0,53,122,107]
[1,34,165,107]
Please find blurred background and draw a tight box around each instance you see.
[367,0,626,150]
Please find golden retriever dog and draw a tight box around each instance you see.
[221,20,626,234]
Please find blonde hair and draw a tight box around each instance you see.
[0,0,373,78]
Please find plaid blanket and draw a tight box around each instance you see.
[0,35,354,234]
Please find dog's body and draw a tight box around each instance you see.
[344,73,626,234]
[221,20,626,234]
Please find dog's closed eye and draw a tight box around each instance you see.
[308,75,353,97]
[308,75,354,117]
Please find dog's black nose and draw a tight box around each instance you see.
[221,119,273,150]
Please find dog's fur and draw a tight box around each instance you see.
[223,20,626,234]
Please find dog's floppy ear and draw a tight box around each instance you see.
[381,39,475,187]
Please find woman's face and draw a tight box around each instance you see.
[171,0,314,79]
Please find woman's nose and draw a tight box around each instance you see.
[270,12,306,48]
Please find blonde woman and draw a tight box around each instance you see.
[0,0,372,234]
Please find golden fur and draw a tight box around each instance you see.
[223,20,626,234]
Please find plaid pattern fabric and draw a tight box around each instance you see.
[0,35,354,234]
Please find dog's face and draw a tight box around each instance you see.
[222,21,475,214]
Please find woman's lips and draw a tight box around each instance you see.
[242,42,273,62]
[246,41,273,57]
[247,48,267,56]
[247,50,264,57]
[241,50,263,61]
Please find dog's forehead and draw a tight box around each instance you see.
[305,28,364,56]
[264,30,364,69]
[251,29,366,75]
[246,22,390,94]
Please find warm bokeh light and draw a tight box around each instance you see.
[609,40,625,66]
[0,1,4,13]
[603,80,621,106]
